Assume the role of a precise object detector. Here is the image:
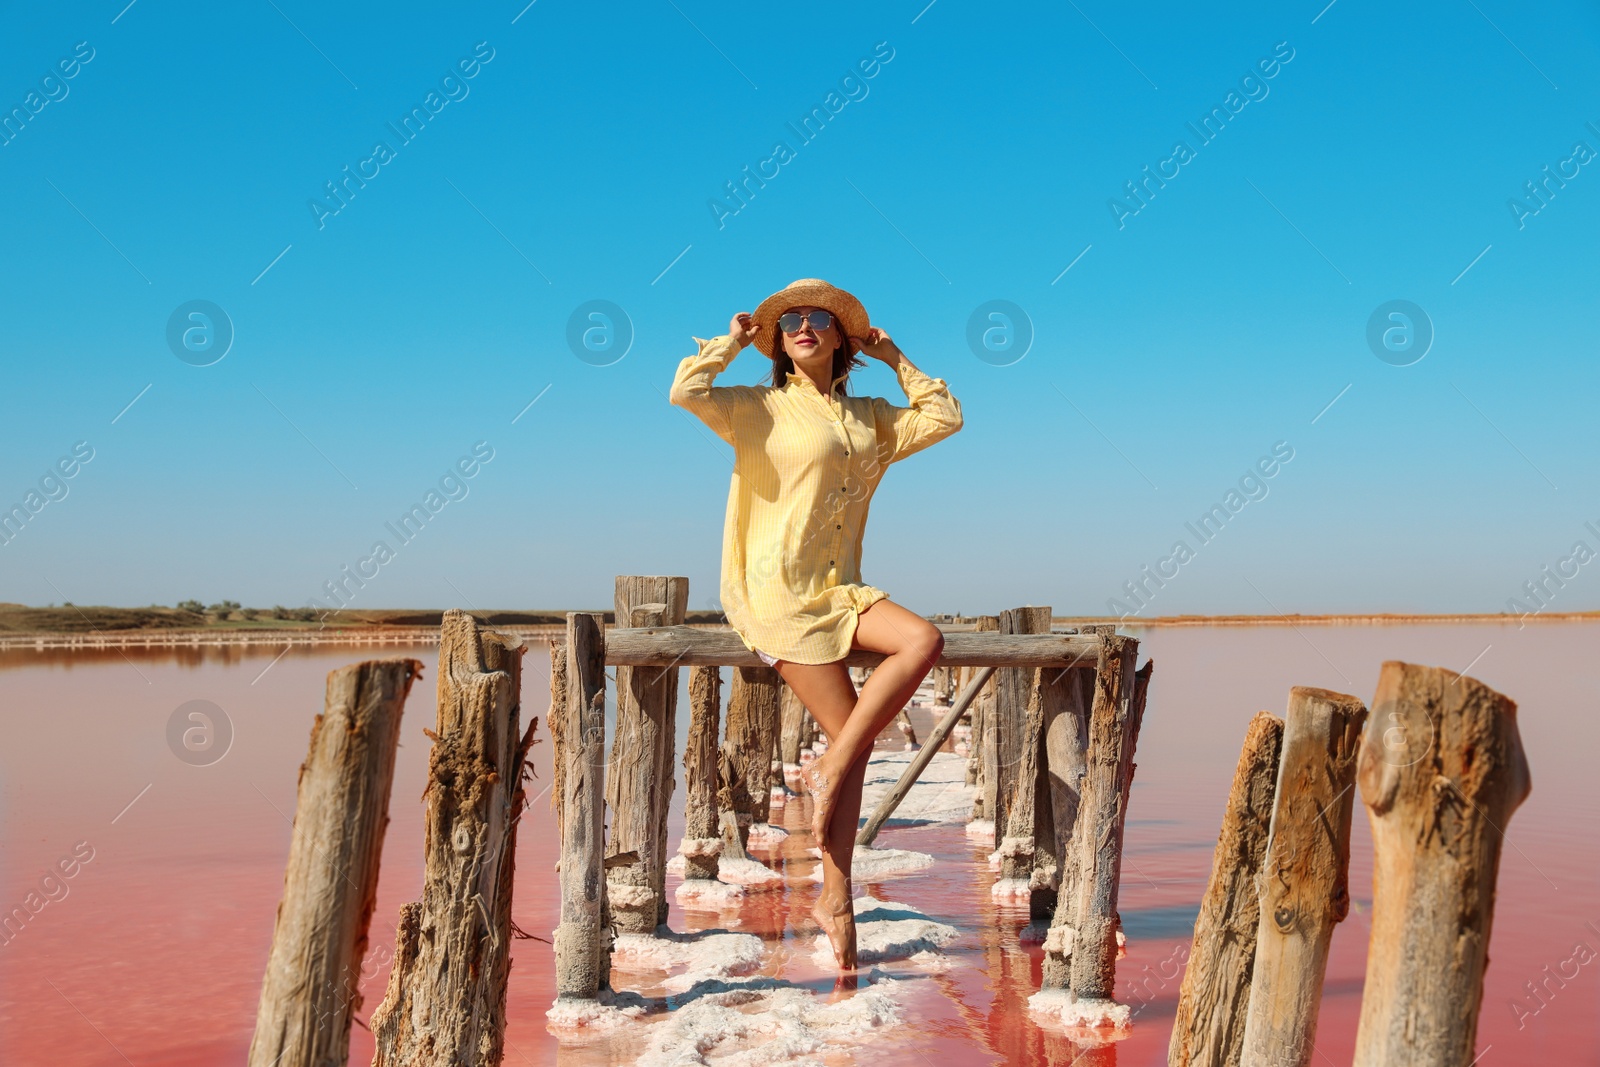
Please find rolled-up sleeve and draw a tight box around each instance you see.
[669,334,747,446]
[871,360,963,464]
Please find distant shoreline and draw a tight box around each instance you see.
[0,604,1592,651]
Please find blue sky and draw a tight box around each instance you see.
[1,0,1596,618]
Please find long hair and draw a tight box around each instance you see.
[765,325,868,392]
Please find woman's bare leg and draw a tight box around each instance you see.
[803,599,944,837]
[773,658,861,968]
[772,597,946,969]
[812,752,869,969]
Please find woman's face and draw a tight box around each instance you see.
[778,304,840,363]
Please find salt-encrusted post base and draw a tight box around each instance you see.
[1027,987,1134,1034]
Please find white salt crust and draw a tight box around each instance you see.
[715,856,785,890]
[1018,923,1128,958]
[807,896,961,969]
[1025,989,1133,1033]
[549,900,960,1060]
[633,975,908,1067]
[856,751,973,827]
[995,836,1035,860]
[675,879,747,908]
[746,823,790,848]
[804,846,935,882]
[665,853,784,891]
[677,837,723,860]
[613,929,765,993]
[989,877,1032,903]
[598,899,961,1065]
[544,987,649,1030]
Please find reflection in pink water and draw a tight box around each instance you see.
[1,623,1595,1065]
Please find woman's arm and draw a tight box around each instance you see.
[852,328,964,465]
[669,313,760,446]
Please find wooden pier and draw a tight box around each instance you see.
[220,573,1531,1067]
[550,587,1151,1025]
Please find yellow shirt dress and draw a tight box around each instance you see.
[669,333,964,665]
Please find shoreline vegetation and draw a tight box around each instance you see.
[0,602,1594,644]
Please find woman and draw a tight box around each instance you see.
[668,278,964,970]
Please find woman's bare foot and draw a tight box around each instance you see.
[811,888,857,971]
[798,755,841,849]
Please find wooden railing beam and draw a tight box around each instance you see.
[604,626,1102,667]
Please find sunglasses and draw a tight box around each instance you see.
[777,310,834,333]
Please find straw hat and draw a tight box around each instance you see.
[750,278,871,358]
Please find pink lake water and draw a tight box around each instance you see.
[0,622,1595,1065]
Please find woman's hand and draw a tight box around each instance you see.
[728,312,760,349]
[849,326,903,367]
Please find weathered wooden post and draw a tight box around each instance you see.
[370,612,537,1066]
[546,612,609,1003]
[779,682,808,768]
[1040,638,1149,1007]
[247,659,420,1067]
[971,615,1000,829]
[605,602,667,933]
[894,706,919,748]
[548,627,612,973]
[1238,688,1367,1067]
[992,606,1052,868]
[613,576,688,929]
[956,665,978,747]
[603,584,685,934]
[679,665,725,883]
[994,621,1051,907]
[1168,710,1285,1067]
[1034,658,1093,921]
[547,637,567,824]
[1042,624,1114,899]
[799,697,818,754]
[1080,651,1151,997]
[721,664,782,850]
[1351,662,1530,1067]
